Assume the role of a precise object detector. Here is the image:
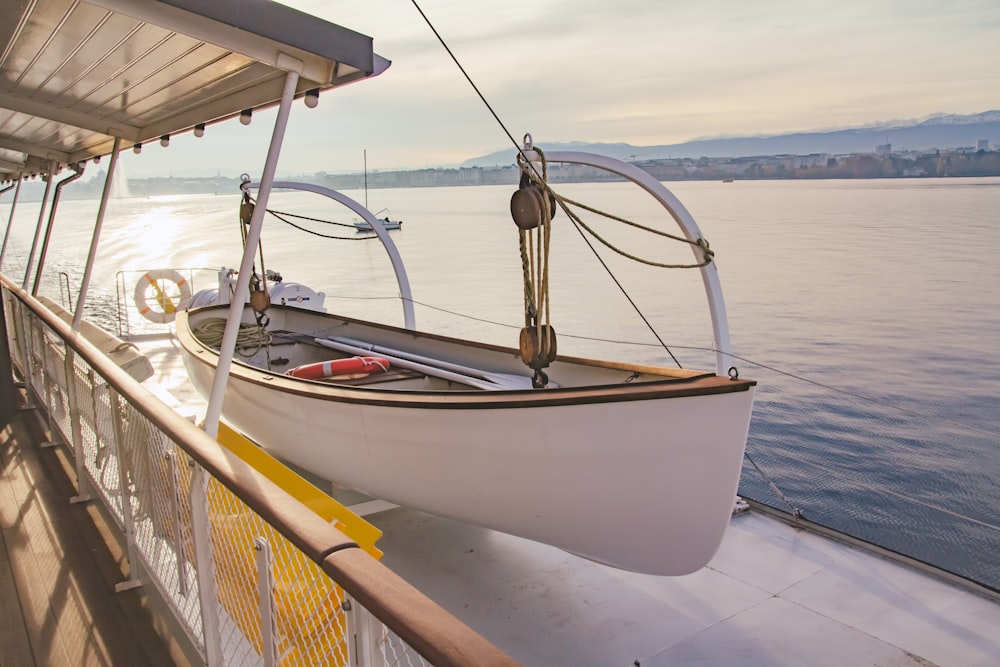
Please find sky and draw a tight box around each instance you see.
[118,0,1000,178]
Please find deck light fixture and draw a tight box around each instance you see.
[194,123,206,138]
[133,143,142,154]
[304,88,319,108]
[160,135,170,147]
[240,109,252,125]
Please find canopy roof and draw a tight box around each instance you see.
[0,0,388,181]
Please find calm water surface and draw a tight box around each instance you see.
[3,176,998,588]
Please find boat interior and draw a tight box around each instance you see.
[183,303,722,394]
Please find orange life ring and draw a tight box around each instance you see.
[286,356,390,380]
[134,269,192,323]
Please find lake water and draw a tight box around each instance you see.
[3,176,998,590]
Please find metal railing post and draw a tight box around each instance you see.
[189,464,224,665]
[254,537,278,666]
[65,349,92,502]
[348,597,385,667]
[165,451,188,596]
[108,386,142,592]
[17,303,37,408]
[38,332,61,447]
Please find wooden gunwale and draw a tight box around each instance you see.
[177,305,756,410]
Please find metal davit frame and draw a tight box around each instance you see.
[1,275,517,667]
[519,146,736,378]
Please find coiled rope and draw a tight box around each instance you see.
[191,317,271,357]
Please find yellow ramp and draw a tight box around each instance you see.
[215,420,382,559]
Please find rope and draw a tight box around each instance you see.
[191,317,271,357]
[515,151,556,384]
[243,194,377,241]
[744,452,803,518]
[265,208,377,240]
[555,193,714,269]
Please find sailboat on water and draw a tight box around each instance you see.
[354,149,403,231]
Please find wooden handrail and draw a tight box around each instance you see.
[1,275,519,666]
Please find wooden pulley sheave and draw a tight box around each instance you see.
[237,188,271,321]
[519,319,557,365]
[240,198,255,226]
[511,147,558,388]
[510,180,556,230]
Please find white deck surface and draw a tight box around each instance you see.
[140,333,1000,667]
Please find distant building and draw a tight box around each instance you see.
[875,143,892,155]
[977,139,989,151]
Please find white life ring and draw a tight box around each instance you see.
[134,269,193,323]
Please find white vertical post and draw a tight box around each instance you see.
[0,178,23,271]
[38,335,59,447]
[343,596,361,666]
[87,368,107,468]
[254,537,278,666]
[202,64,301,440]
[18,303,37,408]
[108,386,142,592]
[189,464,224,665]
[347,599,384,667]
[165,451,188,596]
[74,137,121,331]
[66,349,92,503]
[22,161,57,290]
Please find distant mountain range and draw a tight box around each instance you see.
[462,111,1000,167]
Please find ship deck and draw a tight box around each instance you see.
[162,336,1000,665]
[3,333,999,666]
[1,392,189,666]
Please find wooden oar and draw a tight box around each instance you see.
[313,337,526,391]
[329,336,542,390]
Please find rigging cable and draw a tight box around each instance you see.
[319,290,999,532]
[410,0,691,367]
[244,195,378,240]
[406,3,1000,535]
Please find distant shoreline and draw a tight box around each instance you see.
[7,148,999,202]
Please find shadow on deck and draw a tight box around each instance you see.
[1,391,187,667]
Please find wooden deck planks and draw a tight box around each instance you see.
[1,402,185,667]
[0,475,36,667]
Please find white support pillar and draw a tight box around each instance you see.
[22,161,57,290]
[202,65,301,439]
[0,179,23,271]
[74,137,122,331]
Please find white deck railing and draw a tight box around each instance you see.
[2,275,517,667]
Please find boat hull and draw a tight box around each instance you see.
[178,306,755,575]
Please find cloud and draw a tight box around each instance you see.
[126,0,1000,176]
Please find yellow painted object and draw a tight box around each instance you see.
[214,420,383,559]
[171,421,385,663]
